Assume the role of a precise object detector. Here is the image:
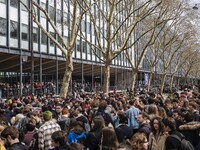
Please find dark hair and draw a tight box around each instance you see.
[1,126,19,140]
[118,113,128,124]
[162,117,176,131]
[101,127,119,149]
[91,116,105,132]
[150,117,164,135]
[67,142,84,150]
[26,119,36,131]
[51,130,66,146]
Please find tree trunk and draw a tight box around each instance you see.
[130,69,138,92]
[103,61,110,94]
[60,53,73,98]
[160,73,167,94]
[147,72,153,92]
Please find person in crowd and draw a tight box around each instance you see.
[67,142,84,150]
[1,126,29,150]
[85,115,105,150]
[23,118,38,149]
[179,111,200,148]
[95,100,115,128]
[38,111,61,150]
[100,127,119,150]
[163,117,194,150]
[137,112,151,139]
[50,130,68,150]
[171,99,180,111]
[148,116,166,150]
[57,107,70,131]
[157,107,167,119]
[54,104,63,120]
[115,113,133,143]
[148,104,159,120]
[172,109,184,131]
[126,100,141,131]
[0,124,6,150]
[67,120,87,145]
[130,132,148,150]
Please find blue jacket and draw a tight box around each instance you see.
[67,131,86,144]
[126,107,140,129]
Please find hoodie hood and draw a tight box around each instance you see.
[179,121,200,131]
[67,131,86,143]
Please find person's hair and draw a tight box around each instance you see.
[62,108,69,115]
[118,113,128,124]
[130,132,147,150]
[129,100,134,106]
[26,119,36,131]
[67,142,84,150]
[150,117,164,135]
[158,107,167,118]
[1,126,19,140]
[99,100,107,111]
[148,105,158,115]
[43,111,52,121]
[51,130,66,146]
[69,110,78,118]
[91,115,105,132]
[139,112,149,120]
[162,117,176,131]
[91,99,99,108]
[55,103,63,108]
[101,127,119,149]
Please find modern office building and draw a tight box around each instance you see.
[0,0,151,95]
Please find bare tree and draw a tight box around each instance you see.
[80,0,167,94]
[20,0,91,97]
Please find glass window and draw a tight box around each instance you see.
[50,32,55,46]
[22,24,28,41]
[81,21,86,32]
[87,22,91,34]
[10,0,18,8]
[41,31,47,44]
[49,6,55,21]
[82,41,86,53]
[63,36,68,44]
[10,21,18,39]
[0,0,5,4]
[21,0,29,11]
[41,2,46,18]
[33,27,38,43]
[57,9,62,24]
[0,17,6,36]
[77,40,80,52]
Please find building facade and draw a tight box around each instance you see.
[0,0,151,95]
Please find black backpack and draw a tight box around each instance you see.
[170,134,194,150]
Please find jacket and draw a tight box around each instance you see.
[148,132,166,150]
[165,130,182,150]
[67,131,87,144]
[179,121,200,148]
[137,123,151,139]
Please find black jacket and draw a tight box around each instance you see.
[165,130,182,150]
[8,142,29,150]
[85,130,101,150]
[115,124,133,143]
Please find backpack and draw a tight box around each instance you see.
[29,132,38,150]
[57,117,70,131]
[170,134,194,150]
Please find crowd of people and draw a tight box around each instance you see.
[0,85,199,150]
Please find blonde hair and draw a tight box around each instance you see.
[131,132,147,150]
